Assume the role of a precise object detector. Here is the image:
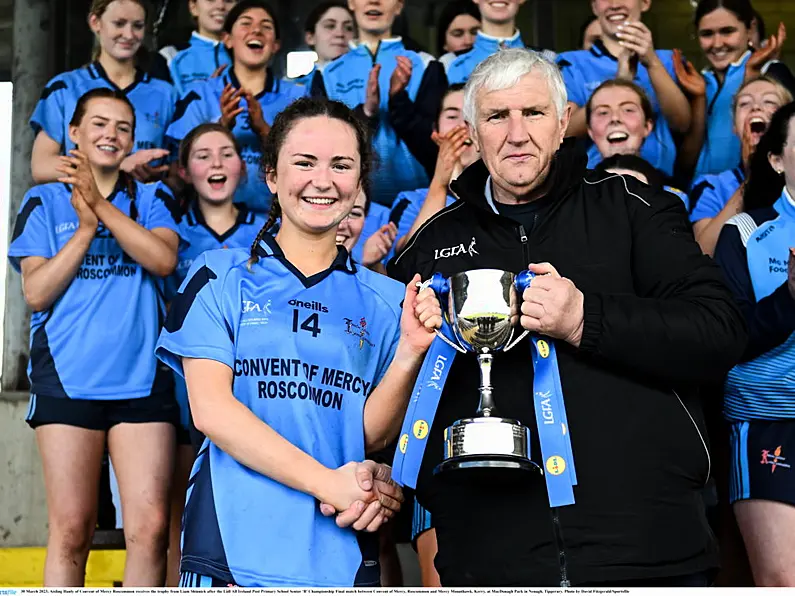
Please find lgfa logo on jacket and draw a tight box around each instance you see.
[434,237,479,260]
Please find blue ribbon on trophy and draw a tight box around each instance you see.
[392,269,577,508]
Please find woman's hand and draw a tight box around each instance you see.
[398,274,442,358]
[362,222,398,267]
[746,22,787,82]
[431,125,471,189]
[57,150,102,210]
[363,64,382,118]
[120,148,171,182]
[220,84,246,130]
[389,56,412,98]
[616,21,657,67]
[788,248,795,301]
[243,90,270,139]
[672,49,706,98]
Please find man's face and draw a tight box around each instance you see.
[470,70,571,201]
[473,0,526,27]
[591,0,650,39]
[348,0,403,36]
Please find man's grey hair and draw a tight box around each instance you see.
[463,48,568,125]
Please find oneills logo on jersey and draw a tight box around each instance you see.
[289,299,328,313]
[434,237,479,260]
[344,317,374,349]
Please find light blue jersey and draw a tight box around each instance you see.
[442,31,556,85]
[557,41,680,176]
[716,189,795,420]
[165,70,306,213]
[155,234,404,586]
[167,32,232,96]
[165,201,266,429]
[689,166,744,223]
[8,179,180,399]
[316,38,432,206]
[384,187,456,263]
[31,62,177,155]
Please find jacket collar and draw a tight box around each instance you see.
[450,138,587,213]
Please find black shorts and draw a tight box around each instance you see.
[26,392,180,432]
[729,420,795,505]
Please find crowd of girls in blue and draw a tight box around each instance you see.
[9,0,795,588]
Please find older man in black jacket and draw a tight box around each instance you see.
[387,48,747,588]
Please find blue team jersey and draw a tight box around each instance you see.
[155,234,404,587]
[384,187,456,263]
[350,202,389,264]
[168,32,233,96]
[441,30,556,85]
[319,38,431,206]
[165,201,266,429]
[31,62,177,155]
[695,52,751,178]
[715,189,795,420]
[8,179,180,400]
[689,166,744,223]
[557,41,679,176]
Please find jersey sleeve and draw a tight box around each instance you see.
[658,50,679,82]
[141,182,183,232]
[8,189,54,272]
[556,54,586,107]
[30,74,69,144]
[689,176,725,223]
[156,253,236,376]
[164,84,212,158]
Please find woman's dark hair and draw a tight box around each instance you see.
[694,0,755,31]
[70,88,138,208]
[224,0,280,40]
[579,15,599,49]
[304,1,353,35]
[436,0,481,56]
[585,79,655,124]
[248,97,373,266]
[743,101,795,211]
[177,123,244,211]
[595,154,665,189]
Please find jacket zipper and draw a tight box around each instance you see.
[672,390,711,485]
[519,220,571,587]
[551,509,571,587]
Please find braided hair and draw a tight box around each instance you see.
[248,97,373,268]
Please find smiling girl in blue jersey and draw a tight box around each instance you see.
[8,88,181,587]
[31,0,177,186]
[156,97,441,587]
[165,0,306,214]
[161,0,236,96]
[714,101,795,585]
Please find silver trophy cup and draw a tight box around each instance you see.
[426,269,538,475]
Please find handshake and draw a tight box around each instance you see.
[317,461,403,533]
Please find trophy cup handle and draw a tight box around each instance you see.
[418,273,467,354]
[504,270,536,352]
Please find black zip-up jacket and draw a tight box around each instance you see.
[387,142,747,587]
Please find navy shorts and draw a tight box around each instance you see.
[26,392,180,431]
[729,420,795,505]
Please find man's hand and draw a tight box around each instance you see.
[520,263,585,347]
[616,21,658,67]
[364,64,382,118]
[746,22,787,82]
[672,49,706,98]
[389,56,413,98]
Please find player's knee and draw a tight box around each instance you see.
[124,508,169,554]
[49,513,94,557]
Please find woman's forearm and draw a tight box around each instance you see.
[649,59,692,133]
[363,343,424,453]
[676,95,706,175]
[93,200,178,276]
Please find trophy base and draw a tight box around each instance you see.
[433,417,541,481]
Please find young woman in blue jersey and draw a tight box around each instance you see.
[311,0,448,207]
[164,122,267,586]
[557,0,690,176]
[161,0,237,95]
[678,0,791,178]
[156,97,441,587]
[289,1,355,87]
[690,76,792,256]
[31,0,177,185]
[8,88,181,587]
[165,0,305,213]
[714,101,795,586]
[336,189,397,274]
